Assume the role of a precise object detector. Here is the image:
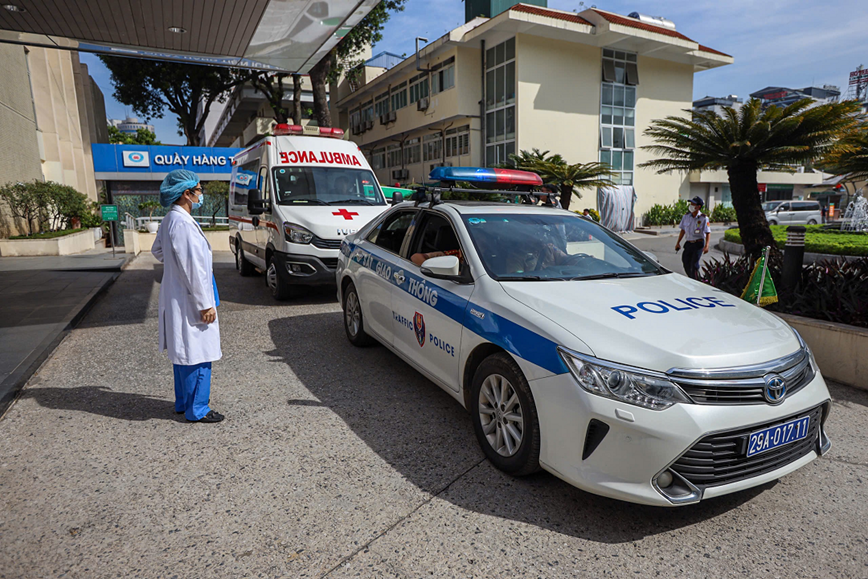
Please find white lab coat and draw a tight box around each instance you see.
[152,205,222,366]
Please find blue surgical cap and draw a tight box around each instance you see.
[160,169,200,207]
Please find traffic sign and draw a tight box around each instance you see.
[101,204,119,221]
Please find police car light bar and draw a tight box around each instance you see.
[272,124,344,138]
[429,166,543,187]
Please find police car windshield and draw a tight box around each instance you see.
[462,213,664,281]
[272,167,386,205]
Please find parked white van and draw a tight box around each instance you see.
[765,200,823,226]
[229,124,391,299]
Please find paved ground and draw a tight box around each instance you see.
[626,230,728,274]
[0,252,866,578]
[0,249,130,413]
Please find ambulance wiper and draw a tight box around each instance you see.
[329,199,373,205]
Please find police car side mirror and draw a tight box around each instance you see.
[391,192,403,206]
[247,188,266,215]
[420,255,462,281]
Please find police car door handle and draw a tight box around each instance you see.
[393,271,405,284]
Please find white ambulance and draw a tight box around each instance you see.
[229,124,391,299]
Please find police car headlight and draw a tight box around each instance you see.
[558,348,691,411]
[284,222,314,244]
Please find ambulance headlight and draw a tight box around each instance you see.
[284,222,314,244]
[558,347,691,410]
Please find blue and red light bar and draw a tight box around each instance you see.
[429,166,543,187]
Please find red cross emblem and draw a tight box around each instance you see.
[332,209,359,220]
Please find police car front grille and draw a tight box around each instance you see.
[669,349,814,405]
[311,236,342,250]
[670,405,823,489]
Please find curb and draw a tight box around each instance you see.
[0,270,121,418]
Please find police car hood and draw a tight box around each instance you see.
[499,273,800,373]
[277,205,387,240]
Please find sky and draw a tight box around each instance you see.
[83,0,867,145]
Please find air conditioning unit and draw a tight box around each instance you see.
[379,114,389,125]
[364,120,374,130]
[417,97,429,111]
[351,123,362,135]
[388,111,397,123]
[392,169,409,180]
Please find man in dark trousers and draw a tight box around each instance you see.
[674,196,711,279]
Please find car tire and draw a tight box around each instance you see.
[768,219,778,225]
[235,238,255,277]
[808,219,818,225]
[342,281,375,347]
[266,255,297,301]
[470,353,541,476]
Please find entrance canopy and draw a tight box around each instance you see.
[92,144,242,182]
[0,0,378,72]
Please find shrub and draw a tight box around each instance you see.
[643,199,690,226]
[0,181,41,235]
[588,208,600,222]
[699,253,868,327]
[724,225,868,256]
[711,204,737,223]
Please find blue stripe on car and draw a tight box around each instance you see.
[347,243,568,375]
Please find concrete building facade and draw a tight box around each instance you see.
[334,5,732,218]
[0,45,106,236]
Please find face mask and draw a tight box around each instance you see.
[689,204,698,213]
[191,190,204,210]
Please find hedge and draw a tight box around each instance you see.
[723,225,868,256]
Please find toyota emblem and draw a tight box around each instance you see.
[763,374,787,404]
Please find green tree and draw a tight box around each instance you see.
[98,57,251,145]
[32,181,90,231]
[202,181,229,227]
[308,0,407,127]
[641,98,861,257]
[503,149,613,210]
[821,122,868,183]
[249,73,305,125]
[0,181,41,235]
[108,125,162,145]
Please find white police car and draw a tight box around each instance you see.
[335,167,831,506]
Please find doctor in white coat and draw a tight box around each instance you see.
[152,169,224,423]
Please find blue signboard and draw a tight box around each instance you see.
[92,144,243,180]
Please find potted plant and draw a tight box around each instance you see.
[138,200,161,233]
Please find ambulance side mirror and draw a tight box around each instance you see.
[247,188,266,215]
[391,192,403,206]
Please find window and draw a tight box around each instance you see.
[387,144,402,168]
[485,38,515,166]
[431,57,455,94]
[600,49,637,186]
[404,137,421,165]
[391,82,408,111]
[371,148,386,170]
[367,210,417,254]
[409,72,429,103]
[350,108,361,128]
[231,159,259,206]
[445,125,470,158]
[375,90,390,118]
[410,213,464,266]
[423,133,443,162]
[362,101,374,123]
[602,49,638,86]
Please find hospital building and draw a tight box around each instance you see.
[332,2,732,219]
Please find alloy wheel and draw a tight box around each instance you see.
[345,291,361,337]
[478,374,524,457]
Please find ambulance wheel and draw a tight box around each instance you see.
[342,282,375,347]
[266,256,297,301]
[235,239,255,277]
[471,353,541,476]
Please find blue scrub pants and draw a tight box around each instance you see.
[173,362,212,421]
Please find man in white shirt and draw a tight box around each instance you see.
[674,196,711,280]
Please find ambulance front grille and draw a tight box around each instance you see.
[312,236,342,250]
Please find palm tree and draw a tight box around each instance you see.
[641,98,861,257]
[503,149,613,210]
[530,160,615,211]
[821,123,868,183]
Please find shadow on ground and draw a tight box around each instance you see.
[268,312,771,544]
[18,386,186,422]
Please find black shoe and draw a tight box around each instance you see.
[190,410,224,423]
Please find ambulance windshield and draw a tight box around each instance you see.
[462,213,665,281]
[272,167,385,205]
